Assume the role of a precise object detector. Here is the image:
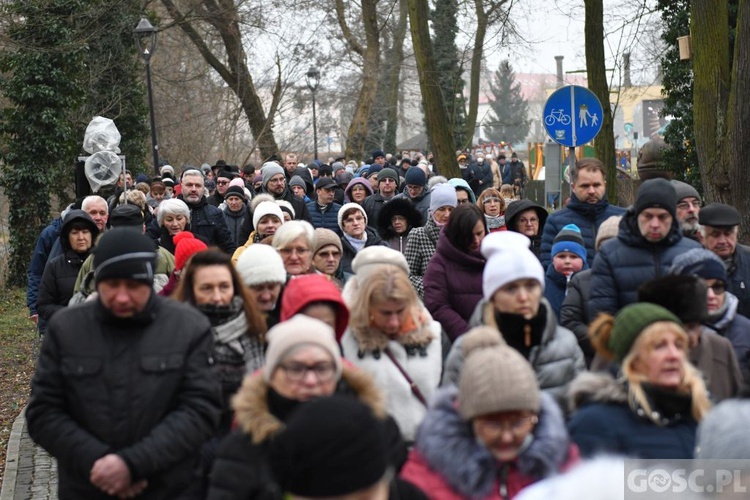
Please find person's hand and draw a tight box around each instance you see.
[29,314,38,325]
[90,454,131,496]
[117,480,148,499]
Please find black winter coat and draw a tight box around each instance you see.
[179,195,237,254]
[728,244,750,319]
[26,295,222,499]
[559,269,595,366]
[222,205,253,248]
[340,226,387,274]
[36,210,98,324]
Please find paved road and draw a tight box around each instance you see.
[0,408,58,500]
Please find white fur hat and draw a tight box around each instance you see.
[253,201,284,230]
[236,243,287,287]
[481,231,545,301]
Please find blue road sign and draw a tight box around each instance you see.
[543,85,604,147]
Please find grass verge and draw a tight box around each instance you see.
[0,288,36,488]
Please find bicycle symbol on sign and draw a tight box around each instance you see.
[544,109,571,126]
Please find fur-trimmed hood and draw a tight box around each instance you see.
[567,371,627,413]
[347,307,436,354]
[231,365,385,444]
[414,387,571,498]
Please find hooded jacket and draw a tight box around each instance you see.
[344,177,374,205]
[540,194,626,269]
[279,275,349,341]
[443,299,585,412]
[567,372,698,459]
[448,178,477,203]
[588,210,702,318]
[505,200,548,260]
[377,197,424,254]
[36,210,99,323]
[341,310,443,442]
[424,233,485,341]
[401,389,578,500]
[206,367,407,499]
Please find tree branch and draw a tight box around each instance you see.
[335,0,366,56]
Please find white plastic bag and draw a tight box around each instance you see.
[83,116,121,154]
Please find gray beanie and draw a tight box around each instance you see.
[429,182,458,214]
[458,327,541,419]
[289,175,306,189]
[670,180,700,202]
[262,163,285,188]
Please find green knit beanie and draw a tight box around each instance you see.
[609,303,682,362]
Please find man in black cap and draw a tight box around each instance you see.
[307,177,342,234]
[27,228,221,499]
[671,179,702,240]
[371,149,387,167]
[699,202,750,317]
[208,167,235,207]
[362,167,399,226]
[589,178,702,318]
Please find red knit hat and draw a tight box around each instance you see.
[174,231,207,271]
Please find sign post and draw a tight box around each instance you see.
[543,85,605,202]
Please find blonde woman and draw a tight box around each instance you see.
[341,247,442,442]
[568,303,711,458]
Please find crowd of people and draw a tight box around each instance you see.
[22,148,750,499]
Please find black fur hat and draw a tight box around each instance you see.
[638,274,707,324]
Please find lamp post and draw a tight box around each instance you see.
[306,66,320,160]
[133,17,160,176]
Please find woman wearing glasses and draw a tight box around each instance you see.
[672,248,750,383]
[208,315,408,498]
[402,327,578,499]
[271,220,315,277]
[504,200,548,261]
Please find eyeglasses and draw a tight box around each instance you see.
[474,415,538,437]
[279,246,310,257]
[518,217,539,225]
[280,362,335,382]
[217,180,230,185]
[676,200,702,210]
[483,197,501,204]
[707,282,726,295]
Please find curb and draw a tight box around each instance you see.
[0,406,26,500]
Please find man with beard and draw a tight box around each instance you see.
[177,170,237,253]
[540,158,626,270]
[670,180,702,241]
[260,162,312,222]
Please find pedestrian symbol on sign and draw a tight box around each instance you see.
[542,85,604,148]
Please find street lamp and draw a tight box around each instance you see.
[306,66,320,160]
[133,17,160,176]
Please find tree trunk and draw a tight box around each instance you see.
[161,0,280,160]
[337,0,381,160]
[464,10,487,148]
[692,0,731,201]
[692,0,750,239]
[407,0,460,178]
[584,0,617,202]
[383,0,408,153]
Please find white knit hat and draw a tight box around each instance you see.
[351,245,409,276]
[338,203,368,232]
[481,231,545,301]
[253,201,285,230]
[236,244,287,287]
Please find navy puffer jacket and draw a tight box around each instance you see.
[588,210,702,319]
[540,194,626,269]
